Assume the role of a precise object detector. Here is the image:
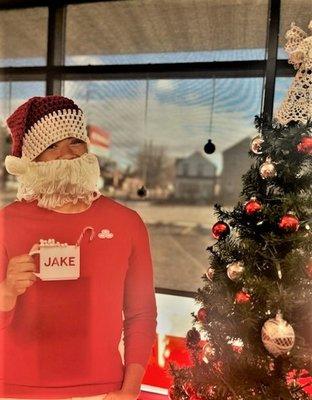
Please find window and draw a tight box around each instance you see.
[66,0,269,65]
[0,8,48,67]
[64,77,263,292]
[183,163,189,176]
[142,292,202,391]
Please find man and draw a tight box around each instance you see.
[0,95,158,400]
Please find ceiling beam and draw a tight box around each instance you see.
[0,0,128,10]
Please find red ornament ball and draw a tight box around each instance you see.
[244,197,262,215]
[235,290,251,304]
[278,213,300,232]
[212,221,230,239]
[297,136,312,155]
[197,307,208,322]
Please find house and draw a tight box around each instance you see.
[220,137,253,203]
[174,151,216,201]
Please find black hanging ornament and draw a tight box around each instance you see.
[137,186,147,198]
[204,139,216,154]
[204,79,216,155]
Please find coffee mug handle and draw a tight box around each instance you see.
[29,248,41,279]
[29,249,40,256]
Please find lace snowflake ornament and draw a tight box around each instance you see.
[274,20,312,125]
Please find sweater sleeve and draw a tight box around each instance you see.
[0,225,15,330]
[122,212,158,370]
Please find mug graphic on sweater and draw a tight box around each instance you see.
[29,226,95,281]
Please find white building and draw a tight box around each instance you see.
[174,151,216,201]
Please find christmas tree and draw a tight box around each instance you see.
[168,21,312,400]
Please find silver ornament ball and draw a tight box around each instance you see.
[227,261,245,281]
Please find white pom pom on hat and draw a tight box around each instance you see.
[5,155,31,176]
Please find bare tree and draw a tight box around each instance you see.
[135,140,174,188]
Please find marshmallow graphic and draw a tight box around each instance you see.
[98,229,114,239]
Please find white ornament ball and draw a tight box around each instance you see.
[250,135,264,154]
[259,157,277,179]
[261,311,295,357]
[227,261,245,281]
[202,342,215,363]
[205,267,215,281]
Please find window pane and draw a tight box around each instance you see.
[66,0,268,65]
[0,81,46,192]
[65,77,263,292]
[0,8,48,67]
[273,77,296,126]
[142,292,202,391]
[278,0,312,59]
[273,77,292,112]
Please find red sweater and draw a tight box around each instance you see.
[0,196,157,398]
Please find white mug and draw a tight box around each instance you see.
[29,242,80,281]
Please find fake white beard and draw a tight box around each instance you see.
[14,153,101,210]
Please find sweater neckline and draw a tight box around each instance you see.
[31,195,104,216]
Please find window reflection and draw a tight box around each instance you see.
[64,78,262,292]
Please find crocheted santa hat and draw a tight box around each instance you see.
[5,95,89,175]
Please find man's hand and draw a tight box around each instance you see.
[0,247,38,312]
[104,389,139,400]
[4,252,37,297]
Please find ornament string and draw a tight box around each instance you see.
[142,78,150,185]
[208,77,216,139]
[76,226,95,246]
